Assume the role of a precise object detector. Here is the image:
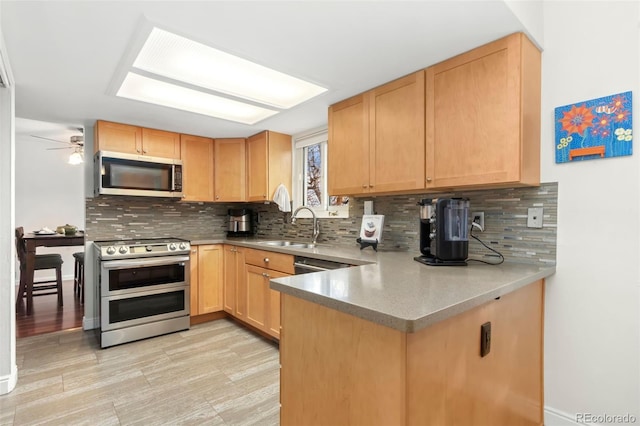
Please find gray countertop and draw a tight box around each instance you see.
[190,237,555,333]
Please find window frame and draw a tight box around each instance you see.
[291,127,349,219]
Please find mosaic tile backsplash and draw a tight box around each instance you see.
[86,182,557,265]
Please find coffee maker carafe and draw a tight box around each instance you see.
[415,198,469,266]
[227,209,254,237]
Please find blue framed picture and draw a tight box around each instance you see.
[555,91,632,163]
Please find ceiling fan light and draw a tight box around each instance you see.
[68,151,83,165]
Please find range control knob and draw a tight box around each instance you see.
[118,246,128,254]
[145,245,153,252]
[179,243,187,250]
[169,243,177,251]
[106,246,116,255]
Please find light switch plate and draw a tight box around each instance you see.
[364,200,374,215]
[527,207,543,228]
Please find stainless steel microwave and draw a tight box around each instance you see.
[94,151,183,198]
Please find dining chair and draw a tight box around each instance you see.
[15,227,64,309]
[73,251,85,303]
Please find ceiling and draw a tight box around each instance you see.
[2,1,530,140]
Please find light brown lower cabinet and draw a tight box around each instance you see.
[280,279,544,426]
[189,245,223,316]
[245,264,287,339]
[223,245,245,317]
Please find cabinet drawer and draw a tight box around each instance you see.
[245,248,294,274]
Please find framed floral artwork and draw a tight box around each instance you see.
[555,91,632,163]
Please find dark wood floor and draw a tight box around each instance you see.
[15,279,84,339]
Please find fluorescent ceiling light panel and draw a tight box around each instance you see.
[117,72,278,125]
[133,28,327,109]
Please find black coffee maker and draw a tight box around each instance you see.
[414,198,470,266]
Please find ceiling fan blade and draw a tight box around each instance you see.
[46,146,75,150]
[31,135,71,144]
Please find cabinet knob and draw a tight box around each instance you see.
[136,149,141,153]
[264,257,270,263]
[191,249,197,253]
[143,150,147,154]
[262,273,270,278]
[426,177,432,182]
[362,184,367,188]
[216,196,220,200]
[369,184,374,188]
[263,194,267,198]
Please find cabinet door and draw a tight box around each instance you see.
[369,71,425,192]
[223,245,236,314]
[214,138,246,202]
[246,131,292,203]
[197,245,223,314]
[245,264,268,331]
[246,132,269,201]
[234,247,246,319]
[95,120,141,155]
[189,247,199,316]
[328,94,370,196]
[141,128,181,159]
[426,33,538,188]
[266,270,288,339]
[180,134,214,202]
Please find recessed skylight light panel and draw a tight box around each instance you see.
[132,28,327,109]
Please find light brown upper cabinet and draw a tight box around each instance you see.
[246,131,292,202]
[214,138,246,202]
[94,120,141,155]
[425,32,540,189]
[328,71,425,196]
[180,134,214,202]
[141,128,181,159]
[327,93,369,196]
[95,120,181,159]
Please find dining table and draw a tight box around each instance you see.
[21,231,85,315]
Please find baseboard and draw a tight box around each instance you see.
[545,406,582,425]
[0,364,17,395]
[83,316,98,330]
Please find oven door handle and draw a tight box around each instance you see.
[101,255,190,270]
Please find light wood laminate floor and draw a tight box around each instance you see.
[1,319,280,425]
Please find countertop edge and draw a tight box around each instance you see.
[190,237,556,333]
[271,266,555,333]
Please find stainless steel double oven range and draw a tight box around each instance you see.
[93,238,191,348]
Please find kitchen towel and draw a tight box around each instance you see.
[273,184,291,212]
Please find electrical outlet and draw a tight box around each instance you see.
[527,207,543,228]
[472,212,484,231]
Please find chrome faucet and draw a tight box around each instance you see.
[291,206,319,245]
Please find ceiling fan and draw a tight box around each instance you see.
[30,128,85,165]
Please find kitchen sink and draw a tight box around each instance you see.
[256,240,316,249]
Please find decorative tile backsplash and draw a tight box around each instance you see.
[86,182,557,265]
[85,196,229,241]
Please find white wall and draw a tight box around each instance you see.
[14,118,85,280]
[0,0,17,395]
[542,2,640,424]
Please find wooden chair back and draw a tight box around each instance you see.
[15,226,26,265]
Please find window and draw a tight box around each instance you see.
[292,128,349,218]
